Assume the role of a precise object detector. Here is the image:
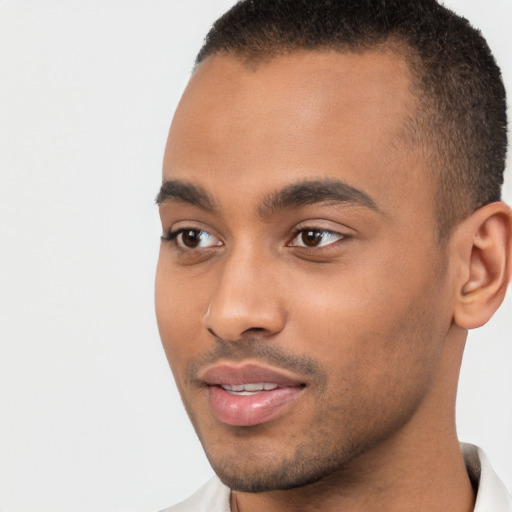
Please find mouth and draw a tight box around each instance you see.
[200,363,307,427]
[220,382,281,395]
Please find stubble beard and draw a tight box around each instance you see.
[190,388,425,494]
[205,436,365,493]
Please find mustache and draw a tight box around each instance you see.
[186,338,327,386]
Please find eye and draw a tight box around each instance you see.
[289,228,345,248]
[162,228,222,249]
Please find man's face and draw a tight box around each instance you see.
[156,50,455,491]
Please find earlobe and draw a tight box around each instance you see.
[453,202,512,330]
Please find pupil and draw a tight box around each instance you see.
[183,230,201,248]
[302,230,322,247]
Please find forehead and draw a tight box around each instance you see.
[163,49,433,220]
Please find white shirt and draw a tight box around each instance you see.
[161,444,512,512]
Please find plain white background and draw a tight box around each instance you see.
[0,1,510,511]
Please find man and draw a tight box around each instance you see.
[155,0,512,510]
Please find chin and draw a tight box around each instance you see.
[204,440,360,493]
[213,461,328,493]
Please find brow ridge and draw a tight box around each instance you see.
[260,178,380,216]
[156,179,216,211]
[156,177,380,218]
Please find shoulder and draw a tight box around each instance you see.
[159,477,231,512]
[461,443,512,512]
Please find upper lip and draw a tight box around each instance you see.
[199,363,306,387]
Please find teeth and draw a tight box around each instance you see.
[244,383,264,391]
[221,383,279,394]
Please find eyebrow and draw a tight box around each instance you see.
[156,177,381,216]
[155,180,217,211]
[260,178,381,216]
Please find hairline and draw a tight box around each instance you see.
[194,38,457,240]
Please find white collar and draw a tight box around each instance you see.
[462,443,512,511]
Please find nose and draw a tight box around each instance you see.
[202,247,286,342]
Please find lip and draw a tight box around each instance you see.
[200,363,306,427]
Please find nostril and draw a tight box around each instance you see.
[242,327,267,335]
[206,325,273,343]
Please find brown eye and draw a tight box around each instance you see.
[289,228,345,248]
[181,229,203,248]
[162,228,222,249]
[301,230,323,247]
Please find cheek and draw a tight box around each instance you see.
[155,255,209,375]
[287,253,448,390]
[287,280,444,444]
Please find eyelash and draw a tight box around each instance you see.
[288,226,347,249]
[161,229,187,242]
[161,226,348,251]
[161,228,220,248]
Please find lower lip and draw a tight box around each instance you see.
[208,385,304,427]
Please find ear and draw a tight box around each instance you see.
[453,201,512,329]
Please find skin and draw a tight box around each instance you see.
[155,49,511,511]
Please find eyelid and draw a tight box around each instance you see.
[287,220,352,249]
[289,228,345,248]
[161,223,223,250]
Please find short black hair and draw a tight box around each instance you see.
[195,0,507,237]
